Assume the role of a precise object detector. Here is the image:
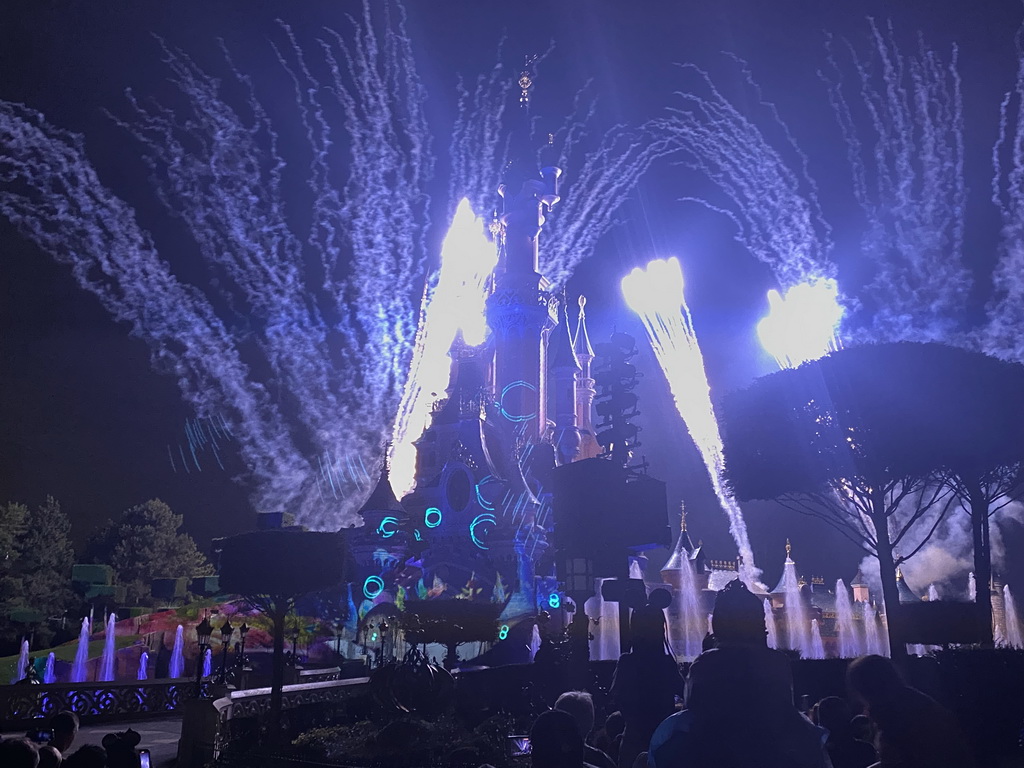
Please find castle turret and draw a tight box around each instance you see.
[549,297,582,465]
[572,295,600,460]
[851,567,870,603]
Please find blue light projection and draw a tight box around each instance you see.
[548,593,561,609]
[363,575,385,600]
[425,507,442,528]
[474,475,497,511]
[498,380,537,423]
[498,624,510,640]
[469,513,497,550]
[376,516,400,538]
[414,529,422,541]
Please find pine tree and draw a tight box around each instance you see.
[15,497,75,621]
[89,499,213,605]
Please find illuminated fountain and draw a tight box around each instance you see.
[202,648,212,678]
[586,579,621,661]
[622,257,758,583]
[11,640,29,684]
[777,545,810,656]
[99,613,117,681]
[764,599,779,650]
[862,602,884,656]
[834,579,863,658]
[138,650,149,681]
[529,624,542,661]
[968,572,977,601]
[1003,585,1023,649]
[71,618,91,683]
[809,620,826,660]
[169,626,185,679]
[43,653,56,684]
[928,584,940,601]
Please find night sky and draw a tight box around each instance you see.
[2,0,1022,591]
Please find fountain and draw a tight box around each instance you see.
[778,545,810,656]
[585,578,621,661]
[71,617,91,683]
[168,625,185,678]
[138,650,149,681]
[928,584,940,602]
[862,602,883,656]
[968,572,977,601]
[202,648,212,678]
[529,624,541,661]
[1003,585,1023,648]
[99,613,117,681]
[629,559,644,580]
[809,620,826,659]
[11,639,29,684]
[834,580,862,658]
[43,652,56,684]
[707,613,714,635]
[763,599,778,649]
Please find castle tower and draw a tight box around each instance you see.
[549,297,583,465]
[486,63,561,443]
[851,567,870,603]
[572,295,601,460]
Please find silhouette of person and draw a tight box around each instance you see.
[530,709,594,768]
[815,696,877,768]
[609,591,683,768]
[648,579,830,768]
[847,654,975,768]
[555,690,617,768]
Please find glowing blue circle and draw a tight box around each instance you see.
[498,380,537,423]
[475,475,497,511]
[376,516,400,539]
[363,575,384,600]
[548,593,561,609]
[424,507,442,528]
[469,513,497,550]
[498,624,509,640]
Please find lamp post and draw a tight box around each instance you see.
[290,626,300,667]
[216,617,234,685]
[235,622,249,669]
[194,616,213,697]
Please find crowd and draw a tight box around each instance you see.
[524,580,976,768]
[0,711,147,768]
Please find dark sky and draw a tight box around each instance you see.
[1,0,1021,590]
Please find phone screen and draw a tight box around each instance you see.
[29,730,52,744]
[508,735,531,756]
[139,749,151,768]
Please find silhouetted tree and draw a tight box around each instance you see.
[216,529,350,740]
[88,499,212,605]
[720,343,1006,657]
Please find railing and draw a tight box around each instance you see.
[0,679,208,729]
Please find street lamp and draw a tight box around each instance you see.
[194,616,214,697]
[290,626,300,666]
[216,617,234,685]
[235,622,249,669]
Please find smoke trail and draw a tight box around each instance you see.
[822,20,969,343]
[986,30,1024,362]
[0,102,314,516]
[656,61,832,289]
[622,258,759,583]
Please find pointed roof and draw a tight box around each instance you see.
[851,567,868,588]
[550,298,582,372]
[572,295,595,360]
[896,567,922,603]
[660,505,695,574]
[358,461,407,518]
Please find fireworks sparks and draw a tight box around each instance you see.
[757,278,844,369]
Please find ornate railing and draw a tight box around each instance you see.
[0,679,208,729]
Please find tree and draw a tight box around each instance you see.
[216,529,350,740]
[720,343,993,658]
[88,499,213,605]
[0,502,29,641]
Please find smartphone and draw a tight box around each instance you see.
[28,730,52,744]
[508,735,531,757]
[139,749,151,768]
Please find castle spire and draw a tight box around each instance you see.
[573,295,600,459]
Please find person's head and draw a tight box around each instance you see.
[604,710,624,739]
[554,690,596,739]
[102,729,142,768]
[50,711,79,753]
[62,745,106,768]
[712,579,766,646]
[816,696,853,738]
[530,710,585,768]
[629,604,667,655]
[37,745,61,768]
[850,714,873,742]
[847,655,905,706]
[0,738,40,768]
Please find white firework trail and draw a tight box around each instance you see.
[656,62,832,289]
[986,28,1024,363]
[622,257,759,584]
[822,20,969,343]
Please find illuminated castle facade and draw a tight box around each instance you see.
[351,71,604,634]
